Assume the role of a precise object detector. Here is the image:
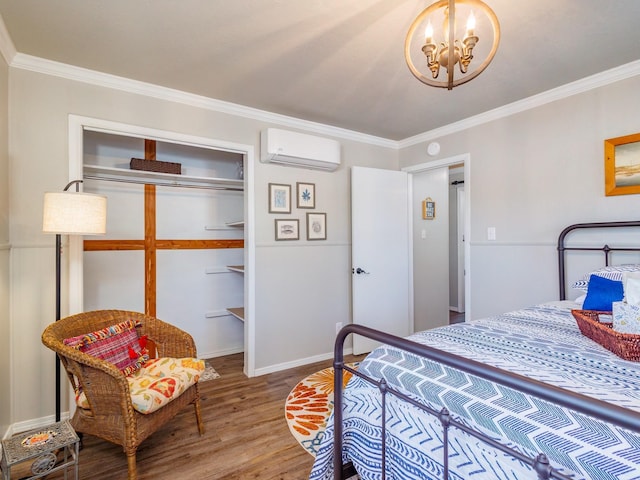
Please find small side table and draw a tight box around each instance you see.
[1,420,79,480]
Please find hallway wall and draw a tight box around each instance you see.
[412,167,450,332]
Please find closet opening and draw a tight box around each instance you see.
[67,116,256,386]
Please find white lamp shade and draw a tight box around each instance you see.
[43,191,107,235]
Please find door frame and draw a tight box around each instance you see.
[67,115,257,376]
[403,153,471,321]
[456,186,466,313]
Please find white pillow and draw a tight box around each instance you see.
[571,264,640,292]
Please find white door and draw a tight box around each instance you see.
[351,166,412,355]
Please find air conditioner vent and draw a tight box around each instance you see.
[260,128,341,171]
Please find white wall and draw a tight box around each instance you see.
[400,75,640,320]
[254,140,398,372]
[6,68,399,427]
[0,46,10,435]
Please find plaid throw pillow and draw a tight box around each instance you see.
[64,319,149,376]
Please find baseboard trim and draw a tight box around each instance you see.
[4,413,69,439]
[200,346,244,360]
[253,347,354,377]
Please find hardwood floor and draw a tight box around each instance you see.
[9,353,363,480]
[449,310,465,324]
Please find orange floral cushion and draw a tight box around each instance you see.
[75,357,205,414]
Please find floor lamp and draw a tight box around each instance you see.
[42,180,107,422]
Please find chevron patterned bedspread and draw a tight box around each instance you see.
[309,302,640,480]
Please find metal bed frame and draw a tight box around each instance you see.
[332,221,640,480]
[557,220,640,300]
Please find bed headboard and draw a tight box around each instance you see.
[557,220,640,300]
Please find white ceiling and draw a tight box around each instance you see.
[0,0,639,141]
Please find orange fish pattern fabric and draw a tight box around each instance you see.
[285,364,357,457]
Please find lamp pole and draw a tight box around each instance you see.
[44,179,107,422]
[54,180,82,422]
[55,230,62,422]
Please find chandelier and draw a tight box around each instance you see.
[405,0,500,90]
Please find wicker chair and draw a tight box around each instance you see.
[41,310,205,480]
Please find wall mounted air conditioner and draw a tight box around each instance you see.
[260,128,341,171]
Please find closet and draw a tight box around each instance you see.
[80,129,246,360]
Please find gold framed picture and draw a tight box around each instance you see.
[422,197,435,219]
[605,133,640,196]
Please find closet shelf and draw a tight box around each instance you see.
[227,307,245,322]
[225,221,244,227]
[83,164,244,191]
[227,265,245,273]
[204,222,244,231]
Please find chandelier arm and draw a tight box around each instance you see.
[449,2,500,88]
[422,42,440,78]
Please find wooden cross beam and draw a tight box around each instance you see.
[83,139,243,316]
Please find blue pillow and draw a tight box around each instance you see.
[582,274,624,311]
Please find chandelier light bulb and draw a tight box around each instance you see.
[466,11,476,35]
[425,20,434,43]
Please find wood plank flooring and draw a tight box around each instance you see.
[9,353,363,480]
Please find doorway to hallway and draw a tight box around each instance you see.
[404,153,471,328]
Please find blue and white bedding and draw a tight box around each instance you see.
[310,302,640,480]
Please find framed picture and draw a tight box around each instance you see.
[296,182,315,209]
[269,183,291,213]
[275,219,299,240]
[306,212,327,240]
[605,132,640,196]
[422,197,435,219]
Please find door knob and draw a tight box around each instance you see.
[353,267,370,275]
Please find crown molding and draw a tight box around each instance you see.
[0,14,15,66]
[7,51,640,151]
[10,53,397,149]
[399,59,640,148]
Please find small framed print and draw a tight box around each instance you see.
[306,212,327,240]
[422,197,435,220]
[269,183,291,213]
[275,219,299,241]
[296,182,315,209]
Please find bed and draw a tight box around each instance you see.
[310,221,640,480]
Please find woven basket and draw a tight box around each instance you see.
[130,157,181,174]
[571,309,640,361]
